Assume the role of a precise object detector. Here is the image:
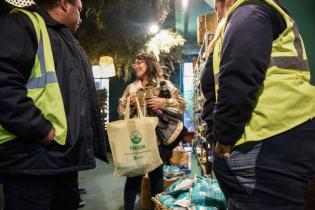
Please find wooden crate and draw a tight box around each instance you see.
[197,15,206,45]
[141,176,183,210]
[197,12,218,45]
[141,176,151,210]
[164,176,184,190]
[152,194,170,210]
[170,150,188,165]
[205,12,218,33]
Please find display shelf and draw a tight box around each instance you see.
[193,145,208,177]
[195,131,207,143]
[193,132,214,178]
[193,14,218,179]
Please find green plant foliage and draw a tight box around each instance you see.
[76,0,182,81]
[144,29,185,73]
[76,0,154,81]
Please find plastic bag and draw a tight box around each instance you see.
[157,194,176,208]
[174,192,191,208]
[166,178,195,196]
[163,165,185,179]
[191,177,226,209]
[192,205,218,210]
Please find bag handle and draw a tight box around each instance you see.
[135,97,144,118]
[124,97,131,120]
[124,96,144,120]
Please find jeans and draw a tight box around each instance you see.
[124,164,163,210]
[213,119,315,210]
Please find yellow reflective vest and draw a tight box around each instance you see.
[213,0,315,146]
[0,9,67,145]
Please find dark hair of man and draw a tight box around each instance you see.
[34,0,76,9]
[135,53,162,81]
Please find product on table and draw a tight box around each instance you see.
[173,207,188,210]
[192,205,218,210]
[157,177,226,210]
[166,178,195,196]
[163,165,185,179]
[174,192,191,208]
[191,177,226,209]
[157,194,176,208]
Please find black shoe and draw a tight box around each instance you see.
[79,187,87,194]
[78,198,86,208]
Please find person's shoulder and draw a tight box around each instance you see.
[129,80,139,87]
[231,1,285,37]
[1,11,30,26]
[236,1,285,22]
[124,80,139,93]
[161,79,177,89]
[0,10,36,38]
[233,1,272,17]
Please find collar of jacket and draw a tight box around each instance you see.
[26,5,66,28]
[134,78,160,89]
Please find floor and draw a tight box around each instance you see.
[78,157,128,210]
[79,152,200,210]
[0,152,200,210]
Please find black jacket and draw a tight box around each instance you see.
[200,1,286,145]
[0,6,107,175]
[200,53,216,144]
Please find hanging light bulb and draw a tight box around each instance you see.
[149,24,160,34]
[182,0,189,10]
[99,56,116,78]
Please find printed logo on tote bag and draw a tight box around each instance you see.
[130,130,142,144]
[129,130,146,152]
[129,130,146,160]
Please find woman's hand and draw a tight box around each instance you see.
[147,97,165,110]
[130,95,137,106]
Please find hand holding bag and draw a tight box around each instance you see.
[107,97,162,177]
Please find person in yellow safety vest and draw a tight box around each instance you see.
[200,0,226,153]
[202,0,315,209]
[0,0,107,209]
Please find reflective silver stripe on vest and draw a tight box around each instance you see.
[214,73,219,85]
[269,57,309,71]
[26,15,57,89]
[269,23,310,71]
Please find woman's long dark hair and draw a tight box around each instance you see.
[135,53,162,81]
